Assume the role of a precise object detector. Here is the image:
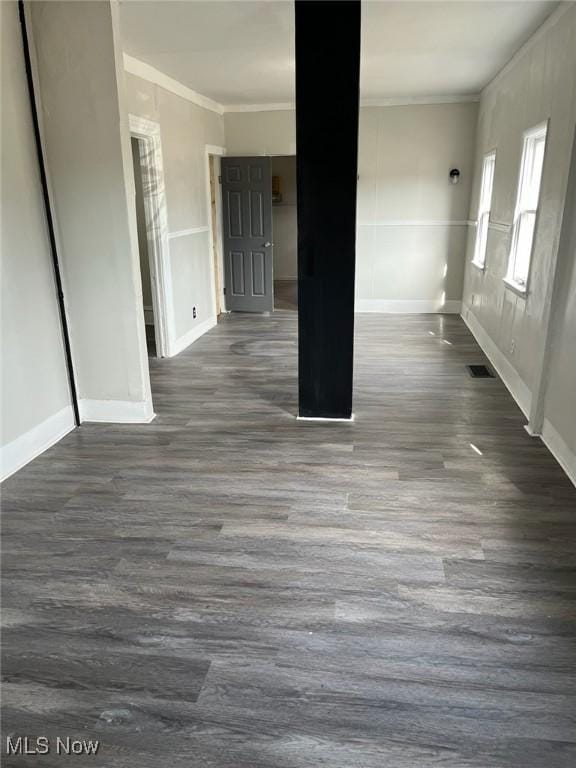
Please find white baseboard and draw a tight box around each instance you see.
[1,405,76,482]
[297,414,355,423]
[80,399,155,424]
[463,306,576,488]
[169,315,217,357]
[461,306,532,418]
[541,418,576,488]
[356,299,461,314]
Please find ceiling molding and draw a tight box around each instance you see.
[223,95,480,112]
[123,55,480,115]
[123,54,224,115]
[223,102,295,113]
[357,219,473,228]
[485,2,573,94]
[360,95,480,107]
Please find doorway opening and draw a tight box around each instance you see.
[131,136,156,356]
[216,154,298,314]
[206,147,226,317]
[271,155,298,312]
[129,114,171,358]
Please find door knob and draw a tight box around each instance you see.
[263,241,273,247]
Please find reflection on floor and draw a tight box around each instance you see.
[274,279,297,311]
[2,312,576,767]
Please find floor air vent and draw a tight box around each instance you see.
[467,364,495,378]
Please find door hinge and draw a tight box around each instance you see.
[223,287,226,295]
[218,175,222,184]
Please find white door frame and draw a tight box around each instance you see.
[129,114,174,357]
[205,144,227,315]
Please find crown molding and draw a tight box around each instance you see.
[123,54,224,115]
[123,55,481,115]
[223,102,295,113]
[484,2,574,94]
[225,95,479,113]
[357,219,473,227]
[360,94,480,107]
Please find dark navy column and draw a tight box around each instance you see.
[296,0,361,419]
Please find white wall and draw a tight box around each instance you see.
[28,0,153,423]
[1,0,74,480]
[271,155,297,281]
[357,103,477,312]
[124,71,225,348]
[461,3,576,483]
[541,128,576,483]
[224,110,296,156]
[225,103,478,312]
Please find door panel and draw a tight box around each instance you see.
[249,163,264,183]
[222,157,273,312]
[250,191,264,237]
[227,191,243,237]
[251,251,266,295]
[225,163,241,183]
[231,251,245,296]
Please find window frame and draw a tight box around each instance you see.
[504,120,548,295]
[471,150,497,270]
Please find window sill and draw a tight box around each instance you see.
[503,277,527,298]
[471,260,486,272]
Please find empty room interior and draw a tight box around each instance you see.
[2,0,576,765]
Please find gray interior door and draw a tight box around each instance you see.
[221,157,273,312]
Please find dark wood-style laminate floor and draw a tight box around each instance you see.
[2,312,576,767]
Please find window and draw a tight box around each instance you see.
[472,151,496,269]
[506,122,548,292]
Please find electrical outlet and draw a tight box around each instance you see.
[193,306,197,319]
